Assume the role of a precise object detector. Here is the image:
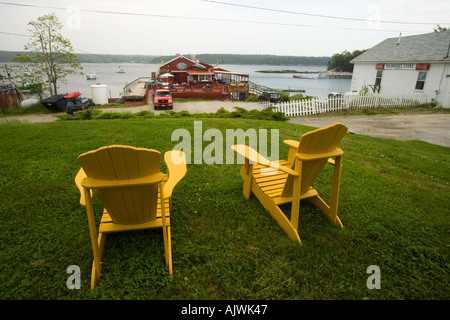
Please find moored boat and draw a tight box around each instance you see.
[86,71,97,80]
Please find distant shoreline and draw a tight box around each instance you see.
[0,50,331,66]
[257,69,352,79]
[256,69,318,74]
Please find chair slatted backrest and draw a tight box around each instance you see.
[77,145,162,225]
[282,123,348,196]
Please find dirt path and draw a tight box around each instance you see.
[1,101,449,147]
[288,114,450,147]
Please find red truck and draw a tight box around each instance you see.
[153,89,173,110]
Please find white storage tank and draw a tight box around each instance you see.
[90,84,108,105]
[20,98,40,109]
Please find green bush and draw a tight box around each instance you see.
[57,106,289,122]
[289,93,316,100]
[279,91,290,102]
[136,110,155,118]
[246,94,259,102]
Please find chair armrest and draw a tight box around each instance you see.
[284,140,299,165]
[75,168,92,206]
[231,145,299,176]
[296,148,343,162]
[284,140,341,165]
[163,150,187,199]
[283,140,299,149]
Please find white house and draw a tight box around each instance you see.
[350,31,450,108]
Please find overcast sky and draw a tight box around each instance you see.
[1,0,449,57]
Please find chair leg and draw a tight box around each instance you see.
[165,225,173,275]
[240,160,253,200]
[160,185,172,275]
[329,155,343,226]
[304,155,343,228]
[307,195,343,228]
[252,182,302,244]
[84,187,106,289]
[290,168,302,232]
[90,232,107,289]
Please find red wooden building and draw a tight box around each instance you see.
[152,55,249,101]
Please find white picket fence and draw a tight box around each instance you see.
[268,94,430,116]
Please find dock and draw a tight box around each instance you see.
[122,77,151,103]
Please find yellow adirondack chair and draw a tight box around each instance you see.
[232,123,348,245]
[75,145,187,289]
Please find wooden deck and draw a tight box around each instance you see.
[123,82,146,100]
[122,77,151,102]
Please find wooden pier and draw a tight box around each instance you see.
[122,77,151,103]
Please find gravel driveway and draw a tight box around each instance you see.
[289,113,450,148]
[2,101,449,147]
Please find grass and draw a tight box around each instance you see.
[0,103,49,117]
[0,116,448,301]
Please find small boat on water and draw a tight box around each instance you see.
[86,71,97,80]
[116,66,126,73]
[293,75,314,79]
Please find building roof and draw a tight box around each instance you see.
[160,55,229,72]
[351,31,450,64]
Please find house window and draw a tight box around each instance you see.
[198,75,211,82]
[375,70,383,87]
[415,71,427,90]
[370,70,382,93]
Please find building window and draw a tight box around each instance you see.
[198,75,211,82]
[415,71,427,90]
[370,70,382,93]
[375,70,383,87]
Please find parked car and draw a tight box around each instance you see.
[40,94,69,112]
[258,91,281,103]
[66,97,96,115]
[153,89,173,110]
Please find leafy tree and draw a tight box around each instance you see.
[13,13,82,97]
[327,50,366,72]
[433,25,449,32]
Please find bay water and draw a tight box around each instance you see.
[8,62,351,100]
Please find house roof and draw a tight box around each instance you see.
[351,31,450,64]
[160,55,196,67]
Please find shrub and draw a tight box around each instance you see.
[246,94,259,102]
[279,91,290,102]
[136,110,155,118]
[56,106,289,121]
[290,93,315,100]
[94,111,133,119]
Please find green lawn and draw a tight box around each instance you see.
[0,117,448,300]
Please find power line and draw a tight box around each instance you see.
[0,1,427,33]
[0,31,29,37]
[201,0,450,26]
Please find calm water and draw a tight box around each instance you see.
[7,62,351,99]
[221,64,351,98]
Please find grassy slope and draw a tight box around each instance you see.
[0,118,448,300]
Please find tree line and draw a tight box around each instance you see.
[1,50,330,66]
[327,50,366,72]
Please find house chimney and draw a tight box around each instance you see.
[397,33,402,45]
